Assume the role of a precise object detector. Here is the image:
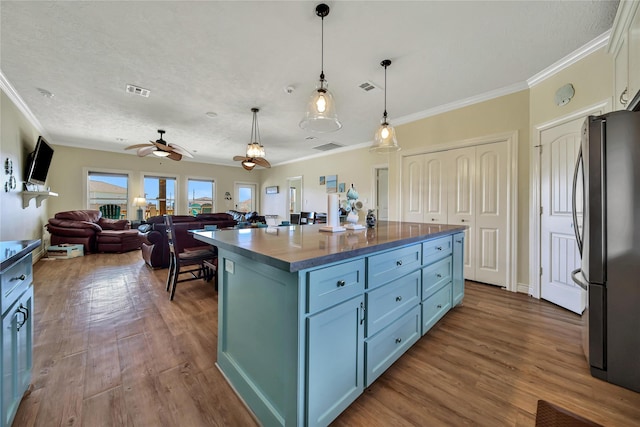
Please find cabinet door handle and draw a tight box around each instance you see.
[359,301,366,325]
[10,274,26,282]
[14,307,27,331]
[461,219,466,222]
[396,260,402,266]
[437,304,443,309]
[456,239,462,243]
[395,338,402,344]
[395,296,402,302]
[336,280,346,288]
[436,273,442,278]
[436,246,443,251]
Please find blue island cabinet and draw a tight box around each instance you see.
[201,224,465,427]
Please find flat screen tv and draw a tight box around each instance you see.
[25,136,54,186]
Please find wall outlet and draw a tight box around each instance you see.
[225,259,234,274]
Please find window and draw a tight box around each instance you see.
[235,183,256,212]
[88,172,129,217]
[188,178,215,215]
[144,175,176,219]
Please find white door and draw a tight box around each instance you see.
[423,152,448,224]
[474,142,508,286]
[402,155,424,222]
[540,118,586,314]
[447,146,476,281]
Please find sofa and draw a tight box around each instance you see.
[46,210,141,253]
[139,213,238,268]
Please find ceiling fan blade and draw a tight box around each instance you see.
[167,152,183,161]
[168,143,194,158]
[233,155,248,161]
[137,146,156,157]
[125,143,153,150]
[254,157,271,168]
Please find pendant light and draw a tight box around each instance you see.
[370,59,400,153]
[299,3,342,133]
[245,108,265,159]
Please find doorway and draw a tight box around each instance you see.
[374,167,389,220]
[287,176,303,215]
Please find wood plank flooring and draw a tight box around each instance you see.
[14,251,640,426]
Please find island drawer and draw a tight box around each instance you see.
[422,282,452,335]
[422,255,452,300]
[367,244,422,290]
[422,235,452,265]
[365,305,421,386]
[1,253,33,316]
[366,270,420,337]
[306,258,365,313]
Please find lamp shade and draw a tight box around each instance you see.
[300,81,342,132]
[133,197,147,206]
[370,121,400,153]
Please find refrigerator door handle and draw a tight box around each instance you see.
[571,268,588,290]
[572,146,584,255]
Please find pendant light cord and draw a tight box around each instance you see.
[383,63,388,119]
[320,14,325,82]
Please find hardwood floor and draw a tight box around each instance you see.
[14,251,640,426]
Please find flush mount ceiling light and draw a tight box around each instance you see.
[370,59,400,153]
[299,3,342,133]
[233,108,271,171]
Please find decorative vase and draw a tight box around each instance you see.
[346,184,359,201]
[366,209,377,228]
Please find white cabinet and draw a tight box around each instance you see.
[610,1,640,110]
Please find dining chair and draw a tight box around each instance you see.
[165,215,217,300]
[290,213,301,225]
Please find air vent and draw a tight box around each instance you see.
[358,81,380,92]
[313,143,344,151]
[126,84,150,97]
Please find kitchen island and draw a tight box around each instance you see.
[194,221,465,427]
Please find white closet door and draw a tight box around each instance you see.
[474,141,508,286]
[447,147,476,281]
[402,155,424,223]
[423,152,448,224]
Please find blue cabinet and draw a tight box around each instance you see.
[1,250,34,427]
[452,232,465,306]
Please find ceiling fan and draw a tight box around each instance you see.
[233,108,271,171]
[125,130,194,161]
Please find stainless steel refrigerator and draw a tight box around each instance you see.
[572,108,640,393]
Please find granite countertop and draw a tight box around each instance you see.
[193,221,465,272]
[0,240,41,272]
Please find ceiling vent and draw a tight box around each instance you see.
[126,84,150,97]
[313,142,344,151]
[358,81,380,92]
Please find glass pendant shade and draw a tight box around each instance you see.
[300,80,342,132]
[370,119,400,153]
[370,59,400,153]
[246,142,265,158]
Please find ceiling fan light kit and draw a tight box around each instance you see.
[370,59,401,153]
[233,108,271,170]
[299,3,342,133]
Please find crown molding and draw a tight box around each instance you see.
[0,68,45,135]
[527,30,610,88]
[607,0,640,54]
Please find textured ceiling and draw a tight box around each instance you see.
[0,1,619,167]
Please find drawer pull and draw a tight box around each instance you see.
[11,274,26,282]
[437,304,443,309]
[395,338,402,344]
[456,239,462,243]
[436,273,442,278]
[396,260,402,266]
[336,280,346,288]
[436,246,443,251]
[395,296,402,302]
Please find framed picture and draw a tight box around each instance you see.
[338,182,345,192]
[326,175,337,193]
[319,176,325,185]
[265,186,279,194]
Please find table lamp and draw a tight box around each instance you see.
[133,196,146,221]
